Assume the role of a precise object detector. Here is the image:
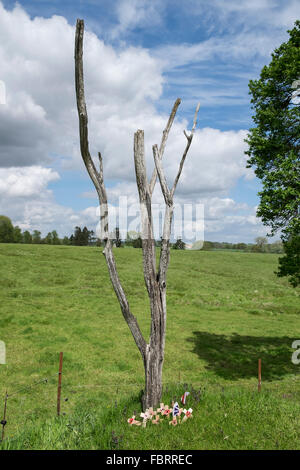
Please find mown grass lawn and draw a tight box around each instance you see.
[0,243,299,449]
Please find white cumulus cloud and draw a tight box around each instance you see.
[0,166,59,197]
[0,1,271,242]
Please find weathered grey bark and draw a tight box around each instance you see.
[74,19,199,410]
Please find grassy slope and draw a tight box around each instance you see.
[0,244,299,449]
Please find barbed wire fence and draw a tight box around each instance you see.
[1,370,60,442]
[0,351,145,442]
[0,353,195,442]
[0,354,275,443]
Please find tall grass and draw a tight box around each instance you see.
[2,384,300,450]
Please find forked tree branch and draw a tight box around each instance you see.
[152,102,200,205]
[153,102,200,282]
[171,102,200,197]
[152,144,172,206]
[134,129,157,296]
[75,19,147,358]
[149,98,181,195]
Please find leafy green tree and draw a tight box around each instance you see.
[112,227,122,247]
[44,232,53,244]
[13,225,23,243]
[88,230,96,245]
[133,236,142,248]
[202,241,214,251]
[173,238,186,250]
[277,236,300,287]
[251,244,261,253]
[73,226,82,245]
[125,231,140,247]
[81,227,90,246]
[0,215,14,242]
[280,234,300,285]
[236,243,247,251]
[245,21,300,285]
[96,238,103,247]
[62,236,70,245]
[32,230,42,244]
[23,230,32,244]
[191,240,204,250]
[125,232,133,247]
[51,230,60,245]
[116,227,122,247]
[269,240,284,254]
[71,226,93,246]
[255,236,268,253]
[155,237,163,248]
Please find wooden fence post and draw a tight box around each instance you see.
[258,358,261,392]
[1,391,8,442]
[57,352,64,416]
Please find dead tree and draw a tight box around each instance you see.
[74,19,200,410]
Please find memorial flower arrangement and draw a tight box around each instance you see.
[127,392,193,428]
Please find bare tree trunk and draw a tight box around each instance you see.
[74,19,199,410]
[143,343,163,409]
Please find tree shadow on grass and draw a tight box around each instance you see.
[187,331,299,381]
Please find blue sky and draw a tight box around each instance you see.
[0,0,299,242]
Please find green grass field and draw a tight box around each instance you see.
[0,244,299,449]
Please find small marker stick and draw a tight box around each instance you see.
[57,352,64,416]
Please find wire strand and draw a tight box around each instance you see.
[7,373,59,398]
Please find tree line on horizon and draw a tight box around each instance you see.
[0,215,95,246]
[0,214,283,253]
